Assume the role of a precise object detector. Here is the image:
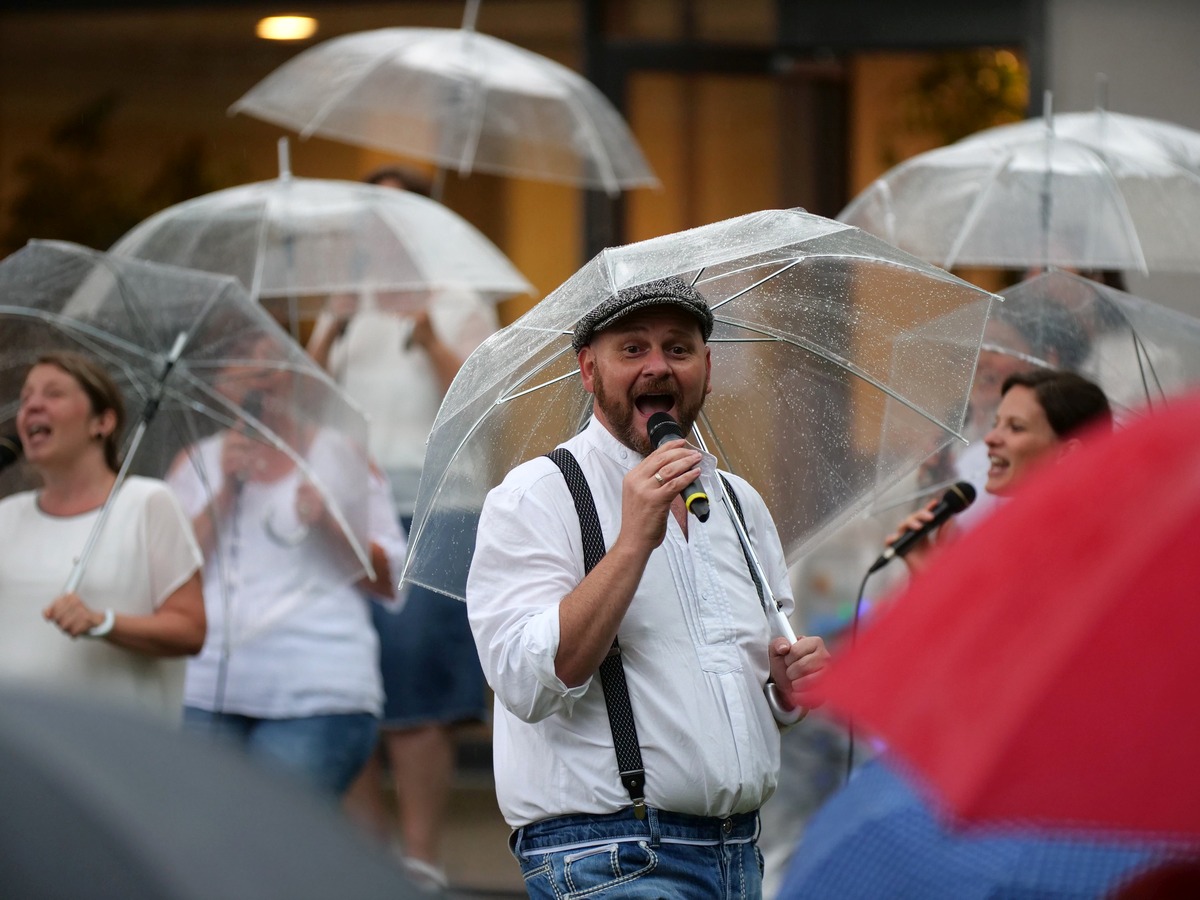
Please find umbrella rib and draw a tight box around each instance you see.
[497,368,579,403]
[943,153,1014,270]
[1073,141,1149,274]
[286,35,414,141]
[566,79,622,197]
[718,317,966,441]
[702,260,803,312]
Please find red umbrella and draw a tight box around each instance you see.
[817,392,1200,841]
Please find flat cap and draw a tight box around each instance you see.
[571,276,715,352]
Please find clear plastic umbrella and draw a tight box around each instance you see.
[987,269,1200,417]
[229,8,658,196]
[0,240,373,632]
[109,141,533,334]
[892,267,1200,530]
[402,208,997,603]
[839,96,1200,274]
[957,103,1200,176]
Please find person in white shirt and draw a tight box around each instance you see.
[169,336,406,797]
[467,277,830,899]
[0,351,205,724]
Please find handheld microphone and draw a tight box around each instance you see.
[646,412,709,522]
[869,481,976,573]
[0,433,22,473]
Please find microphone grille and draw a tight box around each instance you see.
[647,412,681,444]
[946,481,977,512]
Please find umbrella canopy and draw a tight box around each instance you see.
[910,268,1200,509]
[0,240,374,623]
[0,685,423,899]
[229,26,658,196]
[985,270,1200,417]
[109,165,533,333]
[779,758,1176,900]
[402,208,997,601]
[838,110,1200,274]
[957,107,1200,176]
[815,392,1200,841]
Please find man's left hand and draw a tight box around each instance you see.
[768,635,830,710]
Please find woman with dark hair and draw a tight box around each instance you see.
[0,351,205,722]
[891,369,1112,572]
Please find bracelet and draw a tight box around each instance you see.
[766,682,807,727]
[86,608,116,638]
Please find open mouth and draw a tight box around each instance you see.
[23,423,50,444]
[634,393,675,417]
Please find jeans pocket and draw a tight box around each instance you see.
[522,841,658,898]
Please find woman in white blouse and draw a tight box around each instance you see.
[0,351,205,723]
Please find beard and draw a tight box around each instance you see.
[592,372,706,456]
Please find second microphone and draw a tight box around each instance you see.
[646,412,710,522]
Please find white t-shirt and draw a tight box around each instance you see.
[328,290,497,514]
[169,431,401,719]
[0,476,202,724]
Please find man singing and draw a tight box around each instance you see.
[467,276,830,898]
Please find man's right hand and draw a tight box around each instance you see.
[617,439,702,551]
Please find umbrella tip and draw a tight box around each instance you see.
[1094,72,1109,111]
[277,137,292,180]
[461,0,481,31]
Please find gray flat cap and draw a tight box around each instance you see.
[571,276,715,352]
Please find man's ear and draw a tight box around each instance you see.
[578,347,596,394]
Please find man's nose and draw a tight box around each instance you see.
[641,348,671,374]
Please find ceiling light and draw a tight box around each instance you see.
[256,16,318,41]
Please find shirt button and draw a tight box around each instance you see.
[620,450,628,459]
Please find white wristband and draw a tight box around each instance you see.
[86,608,115,638]
[766,682,807,728]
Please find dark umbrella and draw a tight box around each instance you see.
[0,685,427,899]
[779,758,1178,900]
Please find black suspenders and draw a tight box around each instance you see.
[546,448,756,820]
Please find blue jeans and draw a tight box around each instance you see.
[511,807,763,899]
[183,707,378,797]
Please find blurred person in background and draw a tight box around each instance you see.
[0,351,205,723]
[307,166,498,890]
[890,369,1111,575]
[169,335,406,798]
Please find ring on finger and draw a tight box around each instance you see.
[653,471,664,485]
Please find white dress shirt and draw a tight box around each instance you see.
[467,417,794,827]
